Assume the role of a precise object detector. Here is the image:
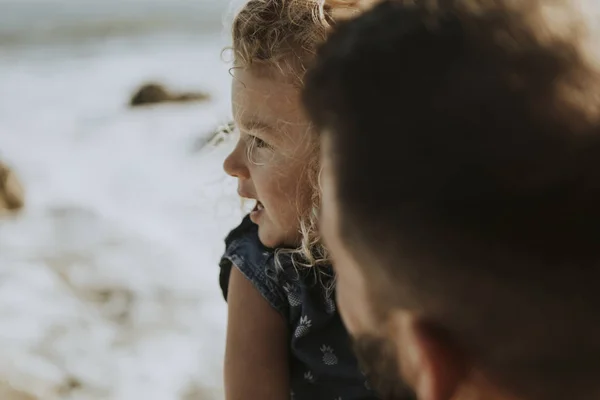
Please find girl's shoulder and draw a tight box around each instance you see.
[219,215,290,317]
[219,216,380,399]
[219,215,337,317]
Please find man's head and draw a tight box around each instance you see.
[304,1,600,399]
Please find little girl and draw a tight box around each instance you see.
[218,0,390,399]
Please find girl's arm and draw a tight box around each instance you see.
[224,267,290,400]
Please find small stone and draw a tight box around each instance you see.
[129,82,210,107]
[0,161,25,213]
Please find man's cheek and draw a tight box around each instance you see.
[335,284,360,335]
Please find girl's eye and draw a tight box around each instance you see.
[244,133,273,164]
[253,137,268,148]
[248,134,270,150]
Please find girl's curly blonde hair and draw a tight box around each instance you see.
[232,0,375,83]
[231,0,375,274]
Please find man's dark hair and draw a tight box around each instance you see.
[303,1,600,399]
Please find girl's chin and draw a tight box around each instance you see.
[249,207,264,224]
[257,230,279,249]
[257,224,301,250]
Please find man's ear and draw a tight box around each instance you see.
[388,313,468,400]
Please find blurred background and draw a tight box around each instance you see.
[0,0,245,398]
[3,1,600,400]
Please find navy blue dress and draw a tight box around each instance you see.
[219,216,380,400]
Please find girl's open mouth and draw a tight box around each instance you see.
[252,200,264,212]
[250,200,264,223]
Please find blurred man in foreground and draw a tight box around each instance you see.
[303,0,600,399]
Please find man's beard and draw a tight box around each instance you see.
[352,335,417,400]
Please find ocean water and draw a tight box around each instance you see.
[0,0,233,47]
[0,2,244,399]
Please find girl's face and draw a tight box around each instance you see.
[224,68,316,248]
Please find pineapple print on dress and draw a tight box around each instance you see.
[295,315,312,338]
[283,282,302,307]
[304,371,316,383]
[321,345,339,366]
[323,292,336,314]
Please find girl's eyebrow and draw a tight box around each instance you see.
[239,118,276,135]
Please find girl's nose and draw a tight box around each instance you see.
[223,140,250,179]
